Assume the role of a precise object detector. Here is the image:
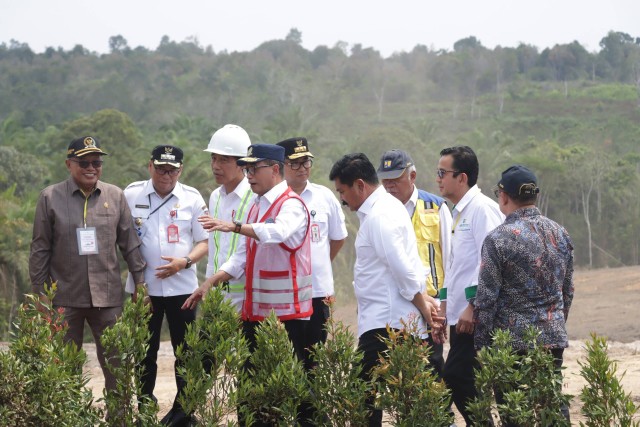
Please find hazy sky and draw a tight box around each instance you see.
[1,0,638,56]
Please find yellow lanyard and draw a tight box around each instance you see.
[81,189,93,228]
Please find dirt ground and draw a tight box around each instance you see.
[85,266,640,424]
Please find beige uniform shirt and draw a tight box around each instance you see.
[29,177,145,307]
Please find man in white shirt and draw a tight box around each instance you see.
[329,152,442,427]
[124,145,209,426]
[435,145,504,426]
[377,149,452,380]
[182,144,311,426]
[200,124,253,312]
[276,137,348,371]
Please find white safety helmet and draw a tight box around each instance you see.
[204,124,251,157]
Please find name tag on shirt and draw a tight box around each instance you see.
[77,227,99,255]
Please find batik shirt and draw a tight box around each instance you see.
[474,207,574,350]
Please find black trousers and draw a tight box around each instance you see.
[357,328,391,427]
[426,333,445,380]
[443,326,480,426]
[141,294,196,413]
[302,297,331,371]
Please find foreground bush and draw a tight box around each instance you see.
[177,287,249,426]
[100,288,160,426]
[469,327,571,426]
[237,312,308,426]
[372,319,452,427]
[579,333,639,427]
[0,285,101,427]
[308,302,370,426]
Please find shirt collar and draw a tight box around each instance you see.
[260,180,288,205]
[506,206,541,222]
[68,176,102,196]
[143,179,184,200]
[405,185,419,215]
[453,184,481,213]
[222,176,251,198]
[357,185,385,222]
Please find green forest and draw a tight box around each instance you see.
[1,29,639,338]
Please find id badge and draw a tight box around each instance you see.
[77,227,99,255]
[310,223,320,243]
[167,223,180,243]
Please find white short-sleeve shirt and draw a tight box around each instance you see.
[124,180,209,296]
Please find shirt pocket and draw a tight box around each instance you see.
[416,212,440,244]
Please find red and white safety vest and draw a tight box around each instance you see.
[242,187,313,321]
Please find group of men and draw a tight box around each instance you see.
[29,129,574,426]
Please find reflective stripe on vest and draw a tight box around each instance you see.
[412,198,445,297]
[243,187,312,321]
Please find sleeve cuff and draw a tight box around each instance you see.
[465,285,477,300]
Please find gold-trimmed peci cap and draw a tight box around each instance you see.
[276,137,314,160]
[67,136,108,158]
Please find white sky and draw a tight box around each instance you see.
[1,0,638,57]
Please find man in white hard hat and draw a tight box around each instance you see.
[199,124,254,312]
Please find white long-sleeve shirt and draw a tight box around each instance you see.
[443,185,504,325]
[354,186,428,338]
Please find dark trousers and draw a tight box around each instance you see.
[141,294,196,414]
[426,333,445,380]
[443,326,481,426]
[302,297,331,371]
[495,348,570,427]
[357,328,391,427]
[240,319,309,427]
[61,305,122,392]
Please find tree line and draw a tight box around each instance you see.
[0,29,639,338]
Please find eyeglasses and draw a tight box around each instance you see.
[242,164,272,176]
[287,159,313,170]
[69,159,104,169]
[436,168,459,179]
[154,166,181,176]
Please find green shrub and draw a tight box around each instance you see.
[176,287,249,426]
[372,319,452,427]
[579,334,639,427]
[237,312,308,426]
[99,288,160,426]
[0,284,101,426]
[469,327,571,426]
[308,302,370,426]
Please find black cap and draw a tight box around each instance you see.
[67,136,108,158]
[497,165,539,196]
[237,144,285,165]
[376,149,414,179]
[151,145,183,168]
[276,137,315,160]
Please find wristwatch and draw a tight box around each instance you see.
[184,256,193,269]
[233,219,242,233]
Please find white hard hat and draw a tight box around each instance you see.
[204,124,251,156]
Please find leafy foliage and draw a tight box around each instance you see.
[99,288,160,426]
[372,320,452,427]
[176,287,249,426]
[237,312,308,426]
[578,334,640,427]
[308,302,370,426]
[469,327,571,426]
[0,284,101,426]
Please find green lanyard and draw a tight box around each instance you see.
[212,188,252,271]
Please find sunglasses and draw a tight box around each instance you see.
[436,168,459,179]
[69,159,104,169]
